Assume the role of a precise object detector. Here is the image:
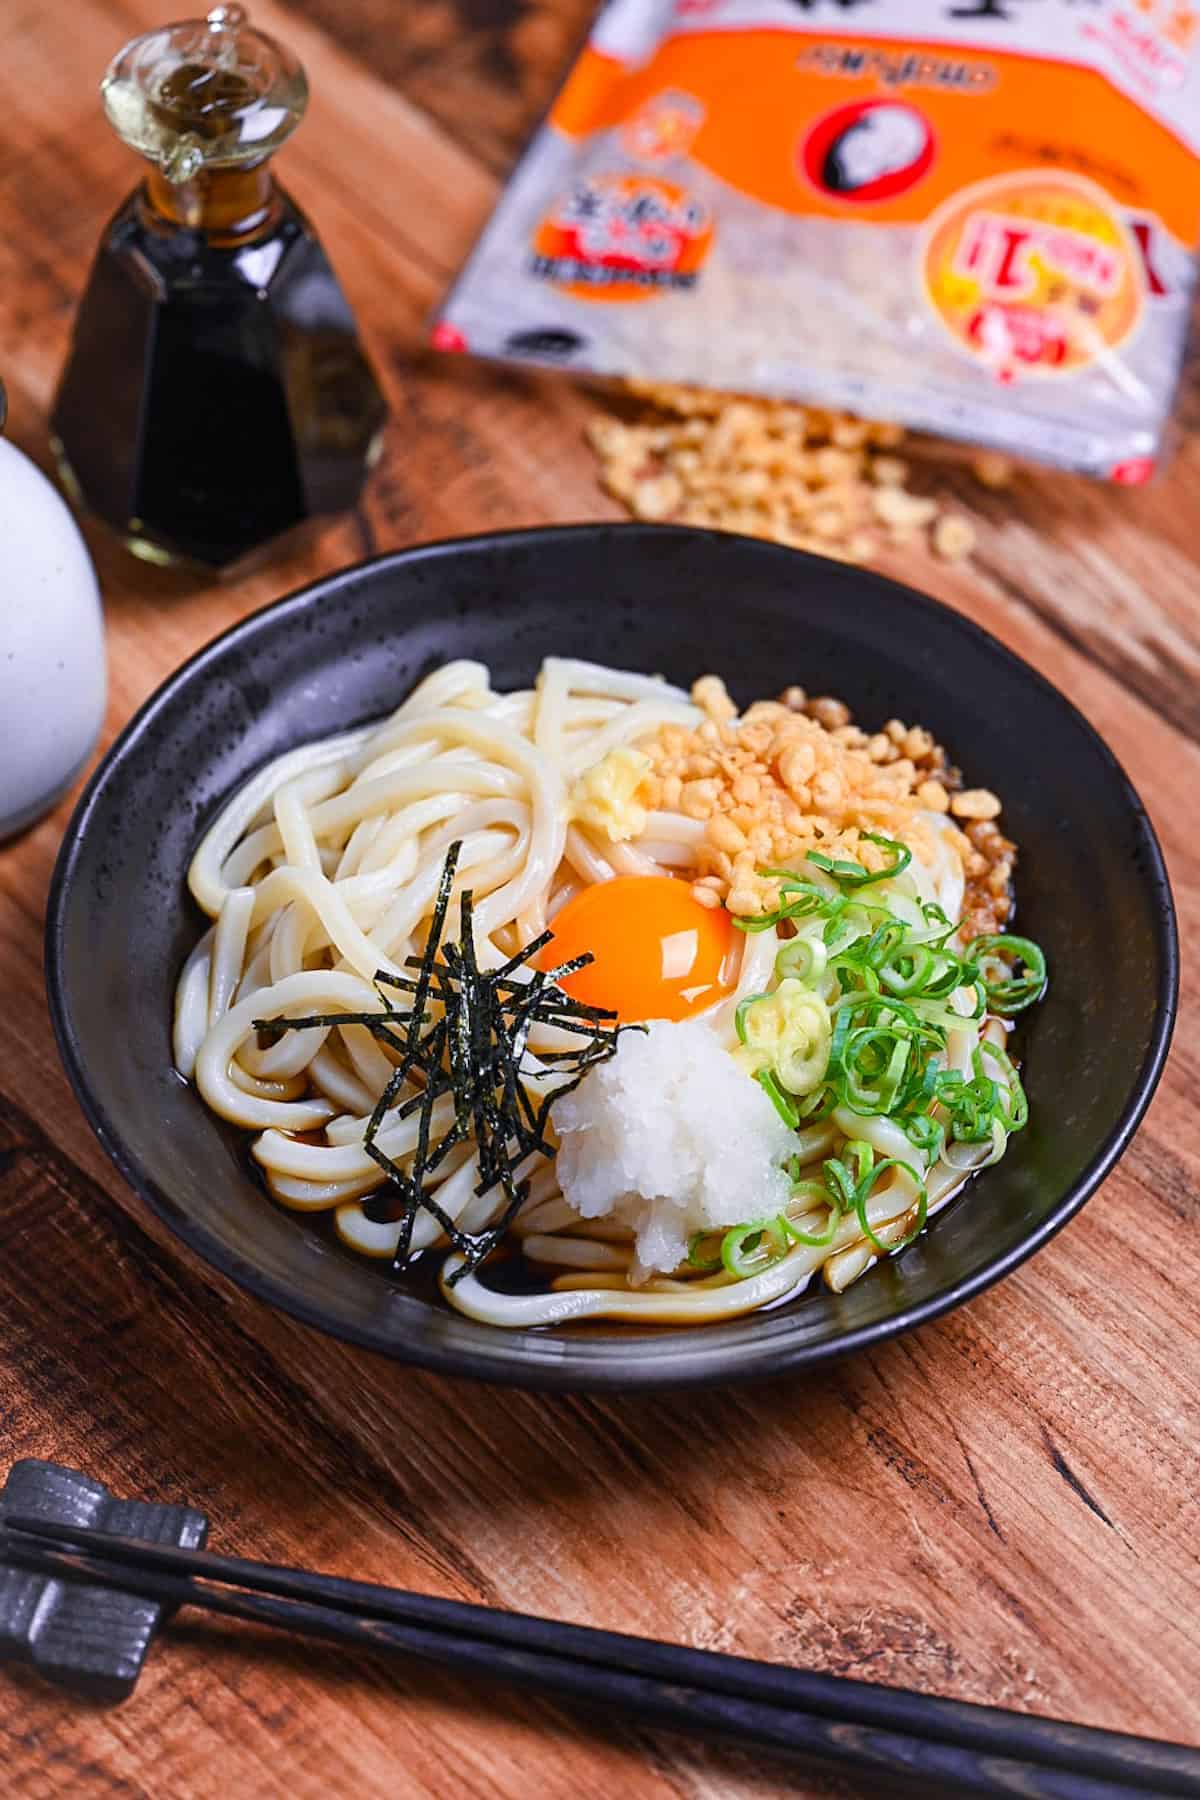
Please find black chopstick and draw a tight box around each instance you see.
[5,1517,1198,1799]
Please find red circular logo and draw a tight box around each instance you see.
[801,100,934,204]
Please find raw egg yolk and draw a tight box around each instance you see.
[541,876,737,1024]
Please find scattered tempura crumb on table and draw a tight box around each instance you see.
[586,381,1003,567]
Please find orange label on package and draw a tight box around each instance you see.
[531,173,714,302]
[923,173,1144,379]
[437,0,1200,478]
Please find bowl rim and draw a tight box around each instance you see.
[45,524,1180,1388]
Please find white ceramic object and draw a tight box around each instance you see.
[0,434,106,839]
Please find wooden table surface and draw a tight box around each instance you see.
[1,3,1198,1795]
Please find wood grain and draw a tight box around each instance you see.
[1,2,1198,1796]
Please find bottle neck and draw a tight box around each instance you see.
[142,160,278,241]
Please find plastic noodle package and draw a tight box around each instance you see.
[434,0,1200,481]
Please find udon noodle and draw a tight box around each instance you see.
[175,657,1041,1328]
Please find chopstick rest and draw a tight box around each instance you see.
[0,1459,208,1700]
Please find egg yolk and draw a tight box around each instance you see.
[541,876,737,1023]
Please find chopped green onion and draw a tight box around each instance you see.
[936,1066,1002,1142]
[755,1066,801,1128]
[734,910,787,935]
[721,846,1042,1284]
[906,995,984,1033]
[844,1139,876,1186]
[807,831,912,888]
[840,1025,912,1112]
[732,874,830,933]
[775,936,828,984]
[853,1158,929,1255]
[782,1180,842,1247]
[721,1218,791,1279]
[904,1111,945,1157]
[823,1142,871,1211]
[687,1230,724,1272]
[823,902,878,957]
[909,901,956,946]
[966,934,1047,1015]
[976,1039,1029,1130]
[797,1084,836,1122]
[861,919,909,968]
[878,944,936,996]
[735,993,770,1046]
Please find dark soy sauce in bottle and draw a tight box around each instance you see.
[52,5,386,573]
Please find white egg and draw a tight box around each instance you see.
[0,435,106,839]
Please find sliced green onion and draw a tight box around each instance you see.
[942,1121,1006,1171]
[721,1218,791,1280]
[797,1083,836,1122]
[735,993,770,1046]
[732,874,833,933]
[921,958,970,1002]
[807,849,867,884]
[687,1230,724,1272]
[967,934,1047,1015]
[822,1140,873,1211]
[907,997,983,1034]
[853,1158,929,1256]
[910,902,956,946]
[894,1049,940,1123]
[807,831,912,889]
[758,868,837,897]
[775,936,828,983]
[722,850,1042,1272]
[833,958,882,999]
[844,1139,876,1186]
[936,1066,1000,1142]
[782,1180,842,1247]
[861,919,909,968]
[823,902,878,957]
[878,943,936,996]
[904,1111,945,1157]
[755,1066,801,1128]
[840,1026,913,1113]
[976,1039,1029,1131]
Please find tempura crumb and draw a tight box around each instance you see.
[934,514,977,561]
[586,382,984,566]
[569,747,653,842]
[636,679,985,920]
[950,787,1003,821]
[971,451,1014,489]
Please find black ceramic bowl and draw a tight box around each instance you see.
[46,526,1177,1389]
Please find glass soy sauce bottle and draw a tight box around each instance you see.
[52,4,387,573]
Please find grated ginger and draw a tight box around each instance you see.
[568,746,653,842]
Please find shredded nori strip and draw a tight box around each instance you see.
[254,841,637,1281]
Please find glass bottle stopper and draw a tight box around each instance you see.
[99,5,307,188]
